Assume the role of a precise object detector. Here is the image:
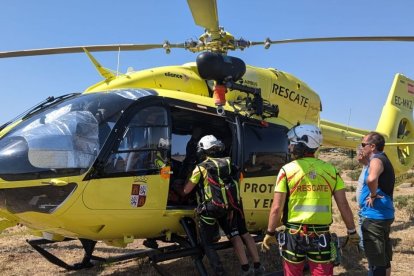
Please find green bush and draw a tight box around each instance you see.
[407,200,414,219]
[345,185,356,192]
[395,172,414,186]
[329,159,341,167]
[394,194,414,219]
[341,159,359,170]
[347,169,362,181]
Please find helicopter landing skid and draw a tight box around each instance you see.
[26,223,263,275]
[26,237,175,271]
[27,238,107,270]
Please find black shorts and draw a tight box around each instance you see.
[199,208,248,240]
[221,209,248,239]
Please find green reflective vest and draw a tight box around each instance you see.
[154,151,166,168]
[274,157,345,225]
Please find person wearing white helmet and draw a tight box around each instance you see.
[177,134,264,276]
[262,124,358,276]
[286,124,323,158]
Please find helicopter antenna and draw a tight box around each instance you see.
[347,108,352,132]
[116,46,121,77]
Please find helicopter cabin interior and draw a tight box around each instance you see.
[93,96,289,210]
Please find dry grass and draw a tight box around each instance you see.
[1,152,413,275]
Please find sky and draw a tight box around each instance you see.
[1,0,414,130]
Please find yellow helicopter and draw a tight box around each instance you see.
[1,0,414,273]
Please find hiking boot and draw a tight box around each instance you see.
[254,265,265,276]
[240,266,254,276]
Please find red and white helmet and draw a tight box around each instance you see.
[287,124,322,149]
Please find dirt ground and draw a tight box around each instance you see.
[1,157,413,275]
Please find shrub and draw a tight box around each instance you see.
[395,172,414,186]
[407,200,414,219]
[336,159,359,171]
[347,169,362,181]
[345,185,356,192]
[394,194,414,219]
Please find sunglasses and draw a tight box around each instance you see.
[361,143,371,147]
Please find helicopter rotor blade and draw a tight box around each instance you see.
[250,36,414,47]
[3,36,414,59]
[0,43,186,59]
[187,0,219,33]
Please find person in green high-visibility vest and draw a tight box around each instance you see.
[262,124,359,276]
[177,135,264,276]
[154,138,169,169]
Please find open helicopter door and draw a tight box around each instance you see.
[166,103,236,210]
[238,119,289,231]
[82,99,172,237]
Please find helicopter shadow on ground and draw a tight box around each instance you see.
[64,255,204,276]
[63,244,285,276]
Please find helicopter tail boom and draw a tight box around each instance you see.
[321,73,414,175]
[375,73,414,175]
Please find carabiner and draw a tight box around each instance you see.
[278,232,286,256]
[318,233,327,248]
[278,231,286,246]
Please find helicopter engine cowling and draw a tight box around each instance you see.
[196,52,246,83]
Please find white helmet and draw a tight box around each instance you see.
[158,138,170,149]
[287,124,322,149]
[197,135,224,151]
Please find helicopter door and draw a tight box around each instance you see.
[239,121,289,229]
[83,104,170,210]
[167,105,234,208]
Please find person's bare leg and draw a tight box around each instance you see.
[241,233,260,263]
[230,236,249,265]
[386,267,391,276]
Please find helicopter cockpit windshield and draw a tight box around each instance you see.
[0,89,154,181]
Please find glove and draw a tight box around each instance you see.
[347,230,360,247]
[261,234,277,252]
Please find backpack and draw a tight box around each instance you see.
[197,157,242,217]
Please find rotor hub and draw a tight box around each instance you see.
[185,28,251,54]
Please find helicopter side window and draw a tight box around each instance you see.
[242,123,289,178]
[104,106,170,174]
